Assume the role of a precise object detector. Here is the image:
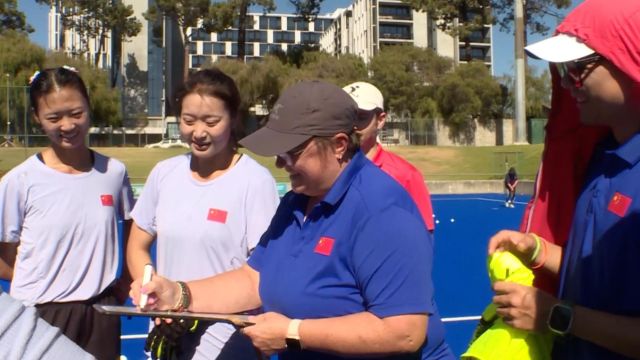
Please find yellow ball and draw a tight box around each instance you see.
[487,251,534,286]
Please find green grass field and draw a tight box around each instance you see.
[0,144,543,183]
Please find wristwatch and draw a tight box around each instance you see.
[285,319,303,351]
[548,302,574,335]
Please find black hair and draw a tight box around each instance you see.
[173,68,243,144]
[508,167,517,176]
[29,67,90,114]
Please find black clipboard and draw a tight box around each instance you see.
[93,304,254,328]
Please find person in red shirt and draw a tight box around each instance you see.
[343,82,435,232]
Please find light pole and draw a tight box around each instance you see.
[514,0,528,144]
[2,73,13,147]
[5,74,8,136]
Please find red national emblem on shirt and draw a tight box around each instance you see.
[607,192,632,217]
[314,236,335,256]
[100,194,114,206]
[207,208,228,223]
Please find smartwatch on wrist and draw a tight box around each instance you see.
[285,319,303,351]
[548,302,574,336]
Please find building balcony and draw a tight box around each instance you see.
[378,14,412,21]
[379,33,412,40]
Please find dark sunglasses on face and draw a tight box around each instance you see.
[555,54,602,88]
[355,109,381,129]
[276,138,314,167]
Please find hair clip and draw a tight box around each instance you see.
[28,70,41,85]
[62,65,78,73]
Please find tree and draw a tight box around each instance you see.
[435,61,503,143]
[0,31,45,137]
[231,0,275,62]
[45,51,122,127]
[0,0,32,33]
[492,0,571,35]
[294,51,367,85]
[214,56,289,134]
[144,0,235,80]
[122,54,148,125]
[369,45,451,114]
[36,0,142,87]
[401,0,571,36]
[288,0,322,21]
[369,45,452,144]
[498,66,551,119]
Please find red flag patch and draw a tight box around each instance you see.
[314,236,335,256]
[207,208,228,223]
[100,194,113,206]
[607,192,632,217]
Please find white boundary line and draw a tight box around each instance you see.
[432,196,525,205]
[441,315,481,323]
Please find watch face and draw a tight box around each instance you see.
[548,303,573,334]
[286,337,302,351]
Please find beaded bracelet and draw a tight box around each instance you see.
[172,281,191,312]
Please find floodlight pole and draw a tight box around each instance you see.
[514,0,527,144]
[5,74,9,136]
[2,74,13,147]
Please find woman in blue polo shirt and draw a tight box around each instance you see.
[487,0,640,359]
[132,80,454,360]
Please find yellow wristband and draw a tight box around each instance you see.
[529,233,542,264]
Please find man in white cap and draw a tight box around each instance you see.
[487,0,640,359]
[343,81,435,233]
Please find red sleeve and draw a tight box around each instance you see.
[519,67,608,294]
[406,170,435,232]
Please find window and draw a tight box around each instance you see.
[464,29,488,43]
[287,17,308,31]
[273,31,295,43]
[459,47,489,61]
[246,30,267,42]
[379,6,411,19]
[231,43,254,56]
[191,55,209,68]
[203,42,226,55]
[314,18,333,32]
[190,28,211,41]
[217,30,238,42]
[260,43,283,55]
[300,32,320,44]
[187,42,197,54]
[379,25,411,39]
[259,16,281,30]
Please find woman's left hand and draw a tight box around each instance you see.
[241,312,291,356]
[493,281,556,332]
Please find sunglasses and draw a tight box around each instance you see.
[355,109,382,129]
[555,54,602,88]
[276,138,314,167]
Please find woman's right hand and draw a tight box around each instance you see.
[129,275,180,311]
[488,230,537,265]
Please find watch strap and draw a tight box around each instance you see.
[286,319,303,350]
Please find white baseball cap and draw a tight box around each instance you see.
[342,82,384,111]
[525,33,595,63]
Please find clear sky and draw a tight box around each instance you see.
[17,0,578,77]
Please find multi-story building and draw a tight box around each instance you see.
[320,0,493,72]
[48,0,166,122]
[187,13,334,69]
[48,5,336,119]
